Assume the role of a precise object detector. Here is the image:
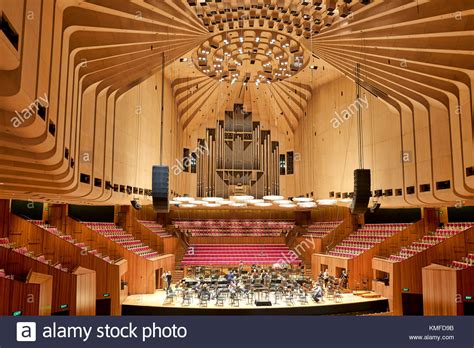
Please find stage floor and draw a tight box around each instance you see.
[122,289,389,316]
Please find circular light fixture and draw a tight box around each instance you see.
[180,203,197,208]
[317,199,338,205]
[248,199,265,204]
[297,202,317,208]
[219,200,233,205]
[255,202,273,207]
[169,200,180,205]
[232,195,254,202]
[230,202,247,207]
[175,197,195,202]
[292,197,314,202]
[274,199,292,205]
[339,198,353,203]
[263,195,284,201]
[204,203,221,208]
[280,204,297,208]
[202,197,224,202]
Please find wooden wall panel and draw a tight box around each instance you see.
[0,277,41,316]
[422,264,458,316]
[313,221,424,290]
[0,199,9,237]
[8,213,125,315]
[66,217,175,295]
[373,227,474,314]
[0,247,95,315]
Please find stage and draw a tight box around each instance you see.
[122,289,389,316]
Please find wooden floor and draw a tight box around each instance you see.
[122,288,389,315]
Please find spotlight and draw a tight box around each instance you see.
[370,202,381,213]
[131,199,142,210]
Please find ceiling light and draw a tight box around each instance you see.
[230,202,247,207]
[180,204,197,208]
[263,195,284,201]
[202,197,224,202]
[292,197,314,202]
[297,202,317,208]
[175,196,195,202]
[280,204,296,208]
[317,199,337,205]
[255,202,273,207]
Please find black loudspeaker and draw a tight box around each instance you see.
[350,169,371,215]
[152,165,169,213]
[254,300,272,307]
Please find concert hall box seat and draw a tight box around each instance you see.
[84,223,160,260]
[303,221,343,238]
[174,219,295,237]
[181,244,301,266]
[327,223,411,259]
[388,223,474,262]
[138,220,171,237]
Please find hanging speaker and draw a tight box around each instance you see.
[350,169,371,215]
[152,165,169,213]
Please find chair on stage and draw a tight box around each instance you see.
[199,293,210,307]
[298,292,308,305]
[182,290,193,306]
[164,290,176,304]
[216,294,225,306]
[285,292,294,306]
[334,290,343,303]
[274,290,283,304]
[246,291,254,305]
[230,293,240,307]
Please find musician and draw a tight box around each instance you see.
[312,283,323,302]
[238,260,244,275]
[323,269,329,288]
[225,270,235,282]
[340,270,349,289]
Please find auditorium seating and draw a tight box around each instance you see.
[388,223,474,262]
[1,237,69,272]
[137,220,171,237]
[447,254,474,270]
[174,219,295,237]
[32,221,115,264]
[181,244,301,266]
[302,221,343,238]
[328,223,411,259]
[84,222,160,259]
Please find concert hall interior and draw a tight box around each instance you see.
[0,0,473,317]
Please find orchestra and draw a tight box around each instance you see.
[166,264,348,307]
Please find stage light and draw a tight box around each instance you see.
[232,195,254,202]
[274,199,292,204]
[297,202,317,208]
[176,196,195,202]
[202,197,224,202]
[317,199,337,205]
[293,197,314,202]
[255,202,273,207]
[248,199,265,204]
[130,200,142,210]
[204,203,221,208]
[230,202,247,207]
[280,204,296,208]
[263,195,284,201]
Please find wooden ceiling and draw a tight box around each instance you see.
[0,0,473,205]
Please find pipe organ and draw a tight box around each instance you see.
[196,104,280,198]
